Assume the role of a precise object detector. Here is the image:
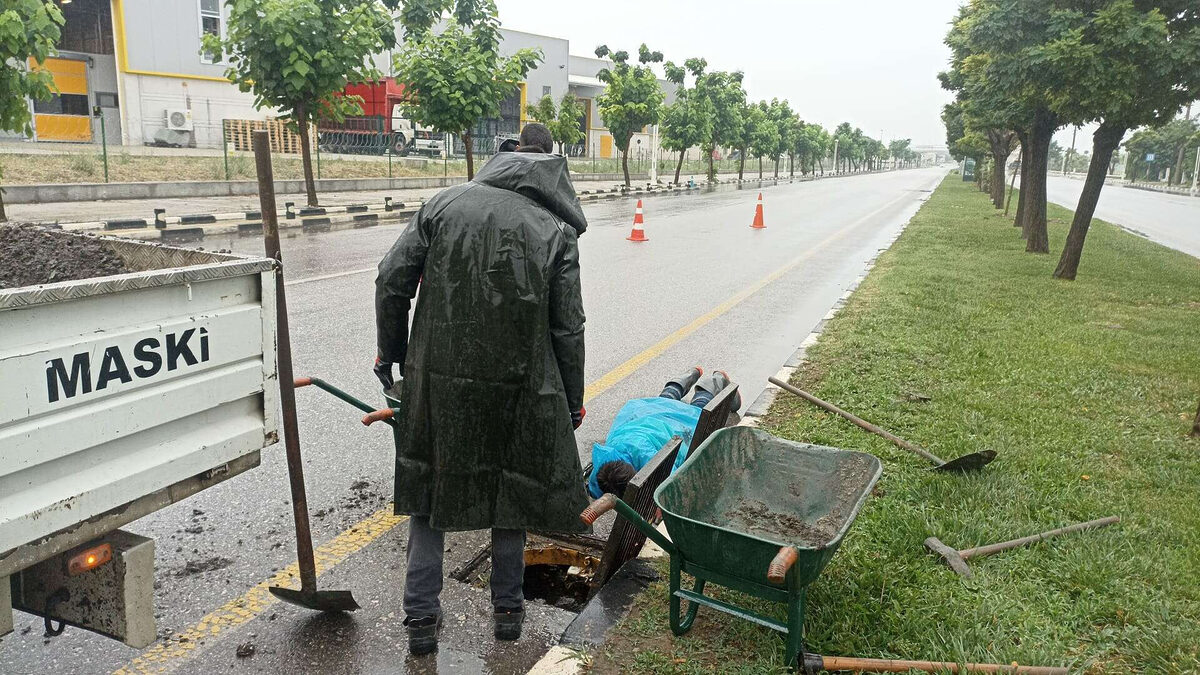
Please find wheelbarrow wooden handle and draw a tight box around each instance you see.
[294,377,312,388]
[767,546,799,584]
[362,408,396,426]
[580,494,618,525]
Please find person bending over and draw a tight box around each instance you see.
[589,367,739,498]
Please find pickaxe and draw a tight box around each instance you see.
[925,516,1120,579]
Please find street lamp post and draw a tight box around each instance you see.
[1191,146,1198,197]
[832,138,839,175]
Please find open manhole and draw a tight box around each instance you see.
[451,538,604,614]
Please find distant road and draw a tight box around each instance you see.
[1044,175,1200,258]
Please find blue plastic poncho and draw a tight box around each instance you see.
[587,397,702,497]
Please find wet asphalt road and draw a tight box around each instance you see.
[1044,175,1200,258]
[0,167,946,675]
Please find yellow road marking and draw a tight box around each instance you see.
[114,189,915,674]
[582,191,914,403]
[113,509,406,675]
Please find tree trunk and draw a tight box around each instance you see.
[817,158,824,175]
[1053,123,1125,280]
[1022,109,1057,253]
[464,130,475,180]
[774,158,780,178]
[707,149,715,183]
[1014,131,1029,230]
[295,104,319,207]
[789,153,794,177]
[0,188,6,222]
[738,148,746,180]
[673,152,685,184]
[758,156,762,179]
[990,150,1007,208]
[621,140,631,187]
[1173,143,1187,185]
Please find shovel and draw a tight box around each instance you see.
[767,377,996,473]
[253,131,359,612]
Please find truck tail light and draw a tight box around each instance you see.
[68,543,113,576]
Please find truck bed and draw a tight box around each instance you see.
[0,227,278,562]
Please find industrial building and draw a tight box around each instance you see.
[14,0,671,159]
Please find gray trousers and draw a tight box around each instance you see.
[403,516,526,618]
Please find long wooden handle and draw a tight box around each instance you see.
[767,546,798,584]
[361,408,396,426]
[819,655,1067,674]
[961,516,1120,560]
[767,377,945,465]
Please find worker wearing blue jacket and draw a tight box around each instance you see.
[588,367,740,498]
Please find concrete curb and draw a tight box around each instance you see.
[4,171,651,205]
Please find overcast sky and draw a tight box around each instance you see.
[495,0,966,147]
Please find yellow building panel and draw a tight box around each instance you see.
[34,114,92,142]
[600,134,613,159]
[29,57,89,95]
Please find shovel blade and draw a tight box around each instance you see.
[933,450,997,473]
[269,585,360,612]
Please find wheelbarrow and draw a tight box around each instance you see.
[582,425,881,669]
[292,376,402,427]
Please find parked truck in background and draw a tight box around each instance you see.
[317,78,444,157]
[0,229,279,647]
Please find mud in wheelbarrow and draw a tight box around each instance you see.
[582,426,881,669]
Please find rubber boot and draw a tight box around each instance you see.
[661,366,703,400]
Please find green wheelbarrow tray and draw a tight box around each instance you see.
[581,426,881,668]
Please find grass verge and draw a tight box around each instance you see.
[587,176,1200,674]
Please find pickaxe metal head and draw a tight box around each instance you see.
[924,536,973,578]
[269,586,360,612]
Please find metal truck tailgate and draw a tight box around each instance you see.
[0,233,278,555]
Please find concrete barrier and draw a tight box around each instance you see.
[3,172,647,205]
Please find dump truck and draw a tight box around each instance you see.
[0,227,279,647]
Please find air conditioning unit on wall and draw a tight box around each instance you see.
[164,109,194,132]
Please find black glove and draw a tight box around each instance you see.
[373,357,395,390]
[571,407,586,430]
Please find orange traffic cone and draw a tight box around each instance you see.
[627,199,649,242]
[750,193,765,229]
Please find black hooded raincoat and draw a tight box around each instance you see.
[375,152,590,533]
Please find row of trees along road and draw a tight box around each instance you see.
[940,0,1200,280]
[3,0,919,214]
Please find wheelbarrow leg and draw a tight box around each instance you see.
[668,556,705,636]
[784,587,806,670]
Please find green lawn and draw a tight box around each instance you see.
[587,176,1200,674]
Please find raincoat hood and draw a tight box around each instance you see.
[473,152,588,236]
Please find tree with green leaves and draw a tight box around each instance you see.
[765,99,795,178]
[202,0,394,207]
[0,0,64,221]
[594,44,665,187]
[554,93,586,154]
[793,122,827,175]
[1044,0,1200,279]
[747,101,775,179]
[694,69,746,182]
[660,57,713,184]
[525,93,587,154]
[394,0,541,180]
[944,0,1068,252]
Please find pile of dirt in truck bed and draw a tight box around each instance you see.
[0,224,130,289]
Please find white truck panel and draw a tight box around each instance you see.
[0,235,277,558]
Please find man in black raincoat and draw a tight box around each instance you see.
[374,124,589,654]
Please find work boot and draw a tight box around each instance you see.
[405,614,442,656]
[661,366,703,400]
[693,370,741,409]
[494,607,525,641]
